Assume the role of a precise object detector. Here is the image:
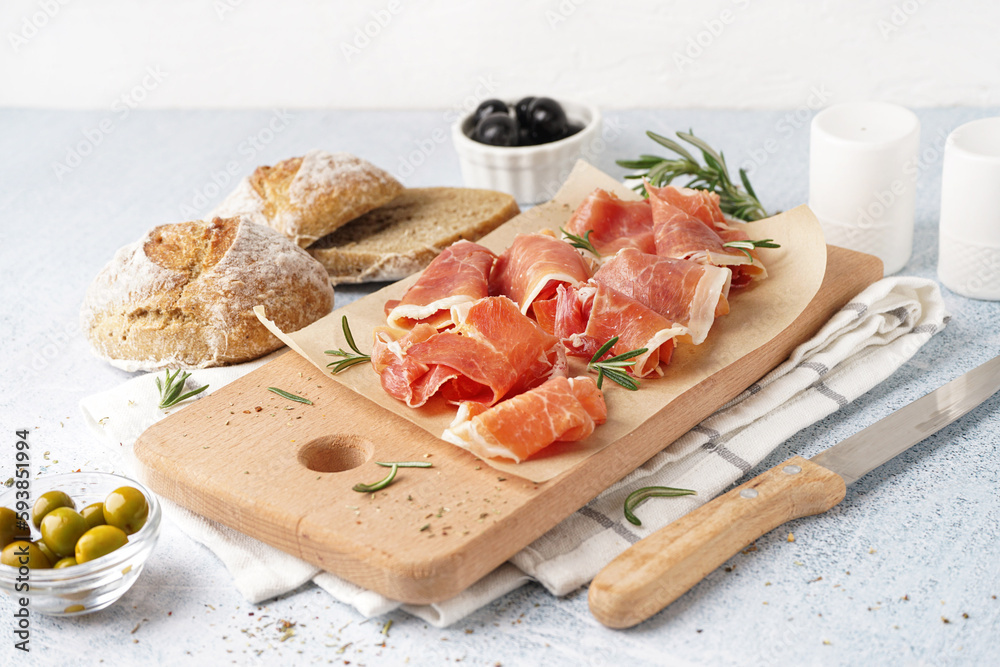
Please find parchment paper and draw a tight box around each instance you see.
[256,161,827,482]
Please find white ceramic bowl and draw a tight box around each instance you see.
[452,99,602,204]
[0,472,161,616]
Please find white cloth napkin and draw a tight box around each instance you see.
[80,276,947,626]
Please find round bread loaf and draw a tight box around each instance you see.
[82,216,335,372]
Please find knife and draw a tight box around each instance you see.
[588,354,1000,629]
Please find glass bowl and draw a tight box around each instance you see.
[451,98,602,205]
[0,472,161,616]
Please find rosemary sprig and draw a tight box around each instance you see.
[353,464,398,493]
[624,486,697,526]
[722,238,781,262]
[617,130,770,221]
[588,337,648,391]
[267,387,313,405]
[325,316,371,373]
[560,227,600,257]
[375,461,433,468]
[155,369,209,409]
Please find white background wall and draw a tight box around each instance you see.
[1,0,997,110]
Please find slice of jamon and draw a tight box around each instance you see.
[372,296,566,408]
[372,323,459,407]
[563,189,655,256]
[593,248,731,345]
[385,240,497,330]
[554,283,683,377]
[441,375,607,463]
[647,183,732,232]
[489,231,592,315]
[649,192,767,287]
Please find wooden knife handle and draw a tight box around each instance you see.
[588,456,846,628]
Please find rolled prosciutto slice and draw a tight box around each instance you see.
[649,188,767,287]
[553,283,683,378]
[593,248,731,345]
[372,296,566,408]
[563,189,655,256]
[442,375,607,463]
[489,231,592,315]
[385,240,497,330]
[648,183,732,232]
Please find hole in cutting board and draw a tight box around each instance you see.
[298,435,374,473]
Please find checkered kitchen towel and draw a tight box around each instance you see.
[80,277,947,626]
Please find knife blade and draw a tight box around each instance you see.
[588,354,1000,629]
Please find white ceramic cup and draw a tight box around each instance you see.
[937,117,1000,300]
[809,102,920,275]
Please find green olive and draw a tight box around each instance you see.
[34,540,58,565]
[32,490,76,527]
[0,507,30,549]
[53,556,77,569]
[1,540,51,569]
[40,507,89,558]
[75,525,128,564]
[103,487,148,535]
[81,503,107,529]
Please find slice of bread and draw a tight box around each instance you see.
[211,151,404,248]
[308,187,519,284]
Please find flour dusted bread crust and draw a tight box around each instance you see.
[81,217,335,372]
[308,187,519,284]
[210,150,403,248]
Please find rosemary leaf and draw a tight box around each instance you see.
[600,368,639,391]
[722,238,781,262]
[589,337,619,364]
[267,387,313,405]
[326,356,372,373]
[648,131,697,163]
[342,315,362,355]
[353,464,398,493]
[560,227,600,257]
[624,486,697,526]
[375,461,433,468]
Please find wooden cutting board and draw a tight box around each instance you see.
[134,244,881,604]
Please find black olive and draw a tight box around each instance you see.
[472,99,509,127]
[527,97,569,143]
[565,122,584,138]
[514,97,536,129]
[474,112,519,147]
[517,127,539,147]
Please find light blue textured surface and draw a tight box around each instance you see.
[1,108,998,665]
